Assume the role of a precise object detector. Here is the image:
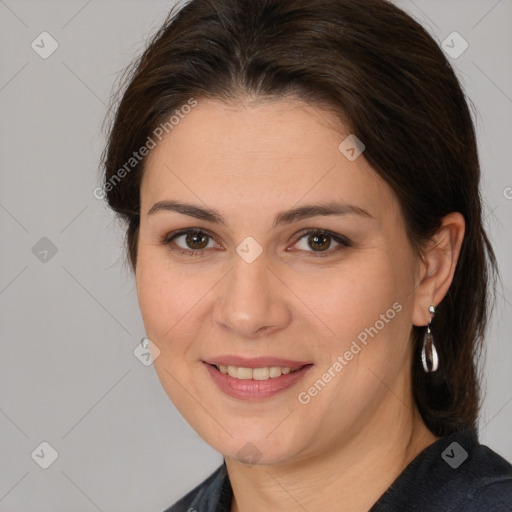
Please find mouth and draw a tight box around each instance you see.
[202,359,314,400]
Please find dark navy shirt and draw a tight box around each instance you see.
[164,429,512,511]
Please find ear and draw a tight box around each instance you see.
[412,212,465,327]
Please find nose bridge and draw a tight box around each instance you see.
[214,248,290,337]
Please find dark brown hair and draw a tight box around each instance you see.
[102,0,497,436]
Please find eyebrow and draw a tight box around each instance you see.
[147,200,373,228]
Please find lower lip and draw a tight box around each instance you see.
[203,362,313,400]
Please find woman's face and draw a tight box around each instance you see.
[136,98,423,465]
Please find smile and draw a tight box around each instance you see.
[203,361,314,400]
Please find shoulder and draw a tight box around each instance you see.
[372,429,512,511]
[163,462,232,512]
[456,442,512,511]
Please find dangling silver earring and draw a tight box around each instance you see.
[421,305,439,373]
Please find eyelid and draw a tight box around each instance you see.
[162,227,217,244]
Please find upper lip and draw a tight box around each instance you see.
[204,356,312,370]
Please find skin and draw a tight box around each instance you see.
[136,97,465,512]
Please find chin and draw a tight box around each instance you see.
[205,426,305,467]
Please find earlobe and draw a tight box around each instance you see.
[412,212,465,327]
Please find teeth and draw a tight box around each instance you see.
[269,367,282,378]
[236,367,252,380]
[216,364,299,380]
[252,367,269,380]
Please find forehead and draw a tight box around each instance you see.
[146,97,343,162]
[141,98,395,219]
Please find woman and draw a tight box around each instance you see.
[101,0,512,510]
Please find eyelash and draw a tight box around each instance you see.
[160,228,351,258]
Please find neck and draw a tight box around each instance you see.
[226,407,438,512]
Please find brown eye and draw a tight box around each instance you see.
[308,233,332,251]
[184,232,210,250]
[162,229,217,256]
[292,229,351,257]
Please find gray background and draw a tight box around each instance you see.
[0,0,510,510]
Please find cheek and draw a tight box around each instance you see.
[136,260,167,336]
[136,251,188,350]
[135,248,220,362]
[302,259,401,339]
[135,254,196,404]
[297,262,412,416]
[304,254,413,390]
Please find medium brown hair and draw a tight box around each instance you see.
[101,0,497,436]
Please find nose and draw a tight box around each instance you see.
[213,250,292,339]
